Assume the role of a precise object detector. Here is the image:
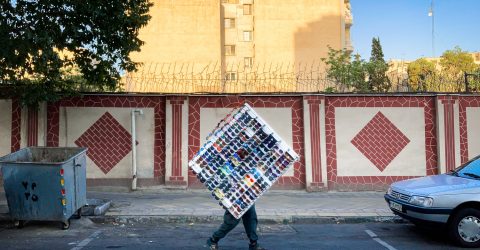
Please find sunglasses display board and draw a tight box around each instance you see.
[188,104,300,219]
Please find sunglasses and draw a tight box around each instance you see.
[233,112,243,121]
[203,166,216,177]
[251,120,262,130]
[247,175,256,183]
[197,174,207,184]
[247,188,259,198]
[238,167,247,176]
[251,184,263,195]
[235,199,248,209]
[232,204,242,214]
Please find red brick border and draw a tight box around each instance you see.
[27,107,38,146]
[325,96,437,190]
[437,95,459,171]
[459,96,480,163]
[47,95,166,180]
[167,96,188,185]
[304,96,325,188]
[188,96,306,189]
[11,99,21,152]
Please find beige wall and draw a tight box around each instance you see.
[467,107,480,159]
[255,0,344,64]
[59,107,155,179]
[335,107,426,176]
[471,52,480,65]
[131,0,221,65]
[0,100,12,157]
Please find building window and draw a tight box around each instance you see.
[243,31,253,41]
[224,18,235,29]
[244,57,253,68]
[225,72,237,81]
[243,4,252,15]
[225,45,236,56]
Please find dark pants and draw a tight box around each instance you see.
[211,204,259,243]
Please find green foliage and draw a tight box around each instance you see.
[439,46,478,92]
[0,0,152,106]
[323,86,337,93]
[367,37,391,92]
[370,37,385,62]
[322,46,368,92]
[323,38,391,93]
[440,46,477,74]
[467,69,480,92]
[405,47,480,92]
[407,58,437,91]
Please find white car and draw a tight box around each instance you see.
[385,155,480,248]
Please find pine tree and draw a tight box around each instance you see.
[368,37,391,92]
[370,38,385,63]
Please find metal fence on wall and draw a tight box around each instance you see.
[122,61,336,93]
[465,72,480,92]
[122,62,480,94]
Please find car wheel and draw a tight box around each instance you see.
[449,208,480,248]
[411,221,426,228]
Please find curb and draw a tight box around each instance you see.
[89,215,406,225]
[82,199,112,216]
[0,213,10,222]
[0,213,406,225]
[0,198,111,223]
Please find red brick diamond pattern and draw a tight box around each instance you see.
[351,112,410,172]
[75,112,133,174]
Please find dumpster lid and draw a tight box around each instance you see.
[0,147,88,165]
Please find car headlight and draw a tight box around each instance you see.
[409,196,434,207]
[387,187,393,195]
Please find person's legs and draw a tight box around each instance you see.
[241,205,259,247]
[208,209,241,246]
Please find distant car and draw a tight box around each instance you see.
[385,155,480,248]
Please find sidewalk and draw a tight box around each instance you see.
[0,189,399,224]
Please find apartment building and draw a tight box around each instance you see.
[126,0,353,92]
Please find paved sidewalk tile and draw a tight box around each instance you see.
[0,190,397,222]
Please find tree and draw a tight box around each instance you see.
[466,68,480,92]
[441,46,477,74]
[367,37,391,92]
[439,46,478,91]
[0,0,153,106]
[407,58,436,91]
[322,46,368,92]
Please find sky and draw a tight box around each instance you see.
[350,0,480,61]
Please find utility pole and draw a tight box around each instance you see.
[428,0,435,57]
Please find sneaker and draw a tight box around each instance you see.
[249,242,266,250]
[206,238,219,250]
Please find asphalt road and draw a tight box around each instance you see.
[0,218,463,250]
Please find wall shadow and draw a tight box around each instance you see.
[294,14,343,92]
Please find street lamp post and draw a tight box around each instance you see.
[428,0,435,57]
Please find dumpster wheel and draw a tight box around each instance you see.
[73,208,82,219]
[62,219,70,230]
[14,220,25,229]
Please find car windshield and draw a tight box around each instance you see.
[452,155,480,180]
